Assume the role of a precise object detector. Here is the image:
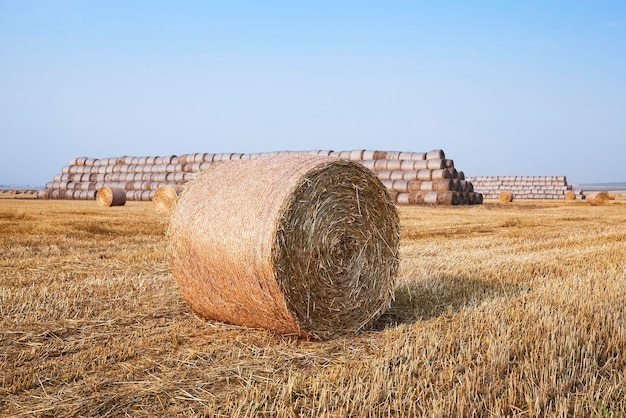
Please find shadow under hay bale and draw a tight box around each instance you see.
[168,154,400,340]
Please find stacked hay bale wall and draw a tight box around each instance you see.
[466,176,576,200]
[41,149,482,205]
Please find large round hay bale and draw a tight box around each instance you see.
[96,186,126,207]
[587,191,609,206]
[499,191,513,203]
[168,154,400,339]
[153,185,181,211]
[564,191,576,200]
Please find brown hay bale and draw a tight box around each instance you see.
[153,185,180,211]
[499,191,513,203]
[396,192,426,205]
[168,154,400,339]
[564,191,576,200]
[358,160,375,170]
[375,170,392,180]
[96,186,126,207]
[587,191,609,206]
[417,169,432,181]
[426,149,445,160]
[607,192,616,200]
[385,160,403,171]
[426,159,445,169]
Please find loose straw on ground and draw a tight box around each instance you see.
[168,154,400,339]
[96,186,126,207]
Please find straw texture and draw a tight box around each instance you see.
[168,154,400,339]
[587,192,609,206]
[152,185,180,211]
[498,191,513,204]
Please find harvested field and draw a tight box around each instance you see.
[1,199,626,416]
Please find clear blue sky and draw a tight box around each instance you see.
[1,1,625,186]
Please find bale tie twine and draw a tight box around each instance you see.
[168,154,400,339]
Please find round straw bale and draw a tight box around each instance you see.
[426,159,445,169]
[385,160,403,171]
[396,191,426,205]
[349,149,364,161]
[424,191,439,204]
[417,169,432,181]
[168,154,400,339]
[400,170,418,181]
[359,160,376,170]
[406,180,422,192]
[587,191,609,206]
[153,185,181,211]
[400,160,417,171]
[372,151,388,160]
[390,170,404,181]
[426,149,445,160]
[376,170,392,180]
[607,192,616,200]
[337,150,351,159]
[96,186,126,207]
[391,180,409,193]
[564,191,576,200]
[362,150,376,160]
[499,191,513,203]
[373,160,388,171]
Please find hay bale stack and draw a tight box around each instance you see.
[42,148,481,206]
[587,192,609,206]
[467,176,572,199]
[498,191,513,204]
[168,154,400,339]
[96,186,126,207]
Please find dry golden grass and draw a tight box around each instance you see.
[1,199,625,417]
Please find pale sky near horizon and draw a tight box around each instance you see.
[1,1,625,186]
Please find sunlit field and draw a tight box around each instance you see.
[1,198,625,416]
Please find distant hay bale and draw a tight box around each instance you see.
[426,149,445,160]
[168,154,400,339]
[96,186,126,207]
[153,185,181,211]
[587,191,609,206]
[499,191,513,204]
[607,192,616,200]
[564,191,576,200]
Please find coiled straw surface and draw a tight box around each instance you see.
[96,186,126,207]
[587,191,609,206]
[168,154,400,339]
[153,185,180,211]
